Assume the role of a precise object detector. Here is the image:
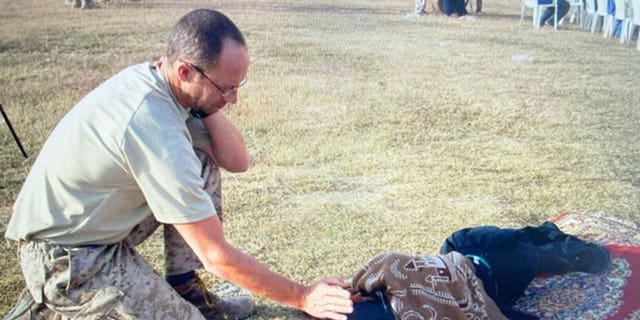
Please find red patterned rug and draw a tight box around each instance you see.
[514,212,640,320]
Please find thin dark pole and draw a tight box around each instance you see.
[0,103,28,158]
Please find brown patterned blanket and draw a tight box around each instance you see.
[351,251,508,320]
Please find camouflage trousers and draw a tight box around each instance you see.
[4,149,221,320]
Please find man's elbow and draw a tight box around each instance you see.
[223,155,250,173]
[200,242,245,281]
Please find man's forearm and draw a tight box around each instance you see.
[173,217,353,320]
[202,112,249,172]
[202,241,307,309]
[172,218,305,309]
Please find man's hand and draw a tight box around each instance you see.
[301,277,354,320]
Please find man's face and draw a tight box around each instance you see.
[190,40,250,116]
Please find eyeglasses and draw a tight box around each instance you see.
[180,59,247,99]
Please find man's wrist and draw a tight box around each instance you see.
[298,285,310,310]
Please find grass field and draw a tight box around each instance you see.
[1,0,639,318]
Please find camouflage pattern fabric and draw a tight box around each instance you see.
[194,147,223,221]
[351,251,508,320]
[4,149,221,320]
[10,240,205,320]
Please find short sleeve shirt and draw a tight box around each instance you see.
[5,62,216,245]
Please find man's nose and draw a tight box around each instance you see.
[224,90,238,104]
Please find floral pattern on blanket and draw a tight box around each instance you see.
[514,212,640,320]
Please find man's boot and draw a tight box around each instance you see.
[173,276,256,320]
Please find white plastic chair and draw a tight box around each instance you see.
[584,0,597,28]
[521,0,559,29]
[605,0,618,37]
[592,0,614,36]
[615,0,632,42]
[628,0,640,49]
[566,0,585,25]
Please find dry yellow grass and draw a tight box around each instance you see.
[1,0,639,318]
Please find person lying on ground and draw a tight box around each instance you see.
[346,220,610,320]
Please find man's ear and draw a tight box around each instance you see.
[176,63,192,82]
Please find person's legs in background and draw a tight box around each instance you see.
[443,0,472,18]
[443,0,457,16]
[540,0,570,27]
[455,0,469,16]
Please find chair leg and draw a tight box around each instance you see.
[569,7,575,23]
[605,16,615,38]
[610,17,617,38]
[609,17,616,38]
[578,7,583,25]
[620,20,630,44]
[591,15,599,33]
[586,13,595,30]
[582,13,589,29]
[570,6,582,24]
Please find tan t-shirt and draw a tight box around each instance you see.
[5,62,216,245]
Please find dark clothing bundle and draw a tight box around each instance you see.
[440,221,611,320]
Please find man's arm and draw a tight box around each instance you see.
[201,112,249,173]
[172,216,353,320]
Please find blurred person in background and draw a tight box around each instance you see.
[539,0,570,28]
[441,0,477,20]
[67,0,96,9]
[408,0,477,19]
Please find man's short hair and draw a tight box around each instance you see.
[167,9,246,69]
